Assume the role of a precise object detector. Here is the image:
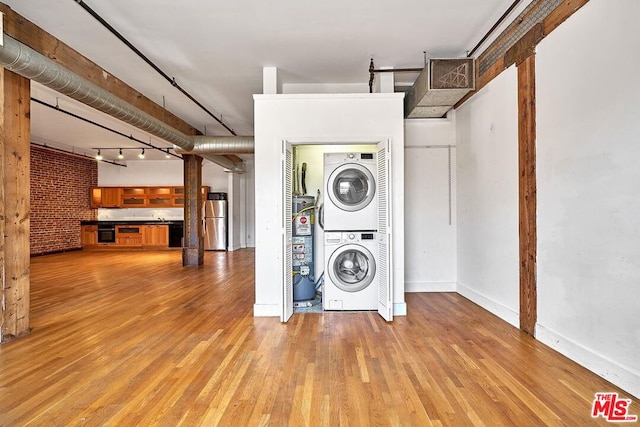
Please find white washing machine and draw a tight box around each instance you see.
[323,231,378,311]
[324,152,377,231]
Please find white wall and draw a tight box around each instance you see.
[535,0,640,397]
[404,119,457,292]
[455,66,520,327]
[253,93,405,317]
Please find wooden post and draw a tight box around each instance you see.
[518,55,537,336]
[182,154,204,266]
[0,68,31,342]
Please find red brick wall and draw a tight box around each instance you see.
[30,146,98,255]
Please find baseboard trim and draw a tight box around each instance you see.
[536,324,640,399]
[405,281,457,293]
[394,302,407,316]
[456,282,519,328]
[253,304,279,317]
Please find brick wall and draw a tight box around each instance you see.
[30,145,98,255]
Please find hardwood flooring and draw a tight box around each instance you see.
[0,249,635,426]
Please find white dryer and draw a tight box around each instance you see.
[324,152,377,231]
[323,231,378,311]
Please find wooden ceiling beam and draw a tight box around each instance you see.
[0,3,202,137]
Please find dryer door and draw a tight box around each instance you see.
[328,244,376,292]
[327,164,376,212]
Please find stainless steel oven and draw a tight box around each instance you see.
[97,224,116,243]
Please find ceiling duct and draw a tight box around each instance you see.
[405,58,475,118]
[0,34,251,172]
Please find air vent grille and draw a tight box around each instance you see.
[431,59,474,90]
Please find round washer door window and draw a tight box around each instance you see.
[327,164,375,212]
[328,244,376,292]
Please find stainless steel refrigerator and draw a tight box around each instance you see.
[203,192,227,250]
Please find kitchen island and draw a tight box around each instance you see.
[81,220,183,249]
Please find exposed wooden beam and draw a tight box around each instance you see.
[0,68,31,342]
[456,0,590,109]
[518,55,537,336]
[0,3,201,138]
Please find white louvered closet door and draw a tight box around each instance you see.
[281,140,293,322]
[377,139,393,321]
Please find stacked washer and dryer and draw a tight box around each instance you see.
[323,152,379,311]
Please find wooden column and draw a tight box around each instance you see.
[0,68,31,342]
[518,55,537,336]
[182,154,204,266]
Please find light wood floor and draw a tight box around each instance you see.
[0,249,634,426]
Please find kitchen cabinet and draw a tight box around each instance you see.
[147,187,173,207]
[172,187,185,205]
[90,187,122,208]
[115,225,143,247]
[121,188,146,207]
[141,224,169,248]
[81,223,174,249]
[81,225,98,246]
[90,186,209,208]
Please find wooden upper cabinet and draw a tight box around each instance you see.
[91,186,209,208]
[147,187,173,207]
[90,187,122,208]
[121,187,146,207]
[102,188,122,207]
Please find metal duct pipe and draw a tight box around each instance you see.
[190,136,254,154]
[0,34,195,151]
[0,34,256,171]
[198,154,245,173]
[175,138,249,173]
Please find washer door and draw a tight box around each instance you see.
[327,163,375,212]
[328,244,376,292]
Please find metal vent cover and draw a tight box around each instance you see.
[430,58,474,90]
[405,58,475,118]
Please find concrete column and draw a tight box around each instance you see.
[182,154,204,266]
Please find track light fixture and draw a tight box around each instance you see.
[91,146,179,160]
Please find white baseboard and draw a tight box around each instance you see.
[394,302,407,316]
[253,304,279,317]
[405,281,457,293]
[456,282,519,328]
[536,324,640,399]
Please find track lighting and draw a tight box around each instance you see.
[91,146,177,160]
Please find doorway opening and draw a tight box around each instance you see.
[281,139,393,322]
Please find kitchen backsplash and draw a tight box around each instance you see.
[97,207,184,221]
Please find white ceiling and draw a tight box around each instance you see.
[2,0,525,162]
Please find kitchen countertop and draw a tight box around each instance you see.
[81,220,184,226]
